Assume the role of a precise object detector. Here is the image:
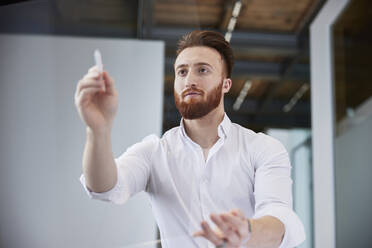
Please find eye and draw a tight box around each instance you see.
[177,69,187,76]
[199,67,209,74]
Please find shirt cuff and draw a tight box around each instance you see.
[79,173,130,205]
[253,205,306,248]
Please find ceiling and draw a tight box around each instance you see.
[0,0,326,132]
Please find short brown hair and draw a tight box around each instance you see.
[176,30,234,78]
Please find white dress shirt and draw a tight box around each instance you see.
[80,113,305,248]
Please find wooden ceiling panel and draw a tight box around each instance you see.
[247,80,272,98]
[154,14,220,27]
[238,0,315,32]
[154,1,223,26]
[228,78,246,97]
[233,54,286,63]
[228,79,271,99]
[274,81,304,99]
[154,0,318,33]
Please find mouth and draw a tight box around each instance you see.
[186,92,200,96]
[184,91,202,97]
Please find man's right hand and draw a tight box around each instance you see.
[74,66,118,133]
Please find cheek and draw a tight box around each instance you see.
[174,78,184,92]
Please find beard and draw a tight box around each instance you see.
[174,81,223,120]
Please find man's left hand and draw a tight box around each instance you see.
[193,208,251,248]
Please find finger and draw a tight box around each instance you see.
[88,65,100,73]
[75,68,104,99]
[193,227,224,238]
[76,87,103,105]
[81,72,104,89]
[75,84,99,103]
[79,71,98,83]
[78,86,103,103]
[212,214,241,245]
[77,78,104,93]
[192,230,205,237]
[210,214,232,236]
[221,213,243,228]
[200,221,223,245]
[102,71,115,94]
[231,209,245,219]
[221,214,249,240]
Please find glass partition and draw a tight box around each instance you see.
[332,0,372,247]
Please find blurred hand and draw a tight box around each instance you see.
[74,66,118,133]
[193,209,251,248]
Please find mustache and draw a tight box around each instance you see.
[181,87,204,98]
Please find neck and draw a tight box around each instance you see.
[183,104,225,149]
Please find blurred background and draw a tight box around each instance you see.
[0,0,371,247]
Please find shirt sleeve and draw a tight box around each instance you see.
[79,134,159,205]
[252,133,305,248]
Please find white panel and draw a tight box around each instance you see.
[0,34,164,248]
[309,0,350,247]
[334,115,372,247]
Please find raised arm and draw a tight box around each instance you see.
[74,66,119,193]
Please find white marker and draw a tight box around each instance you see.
[94,49,103,73]
[94,49,105,91]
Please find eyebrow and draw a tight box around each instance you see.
[175,62,213,71]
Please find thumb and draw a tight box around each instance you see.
[102,71,116,94]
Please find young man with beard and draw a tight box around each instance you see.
[75,31,305,248]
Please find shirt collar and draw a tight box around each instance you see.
[179,113,232,140]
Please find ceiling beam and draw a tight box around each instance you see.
[152,27,297,47]
[152,27,299,55]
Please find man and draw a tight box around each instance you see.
[75,30,305,248]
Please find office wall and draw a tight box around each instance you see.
[0,34,164,248]
[334,115,372,247]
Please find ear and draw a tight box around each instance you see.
[222,78,232,93]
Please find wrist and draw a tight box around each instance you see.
[86,126,112,139]
[247,218,252,233]
[86,123,112,132]
[241,219,253,247]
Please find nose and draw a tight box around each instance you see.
[185,71,197,88]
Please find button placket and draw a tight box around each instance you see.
[205,135,225,164]
[201,177,210,219]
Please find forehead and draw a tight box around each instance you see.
[175,46,223,69]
